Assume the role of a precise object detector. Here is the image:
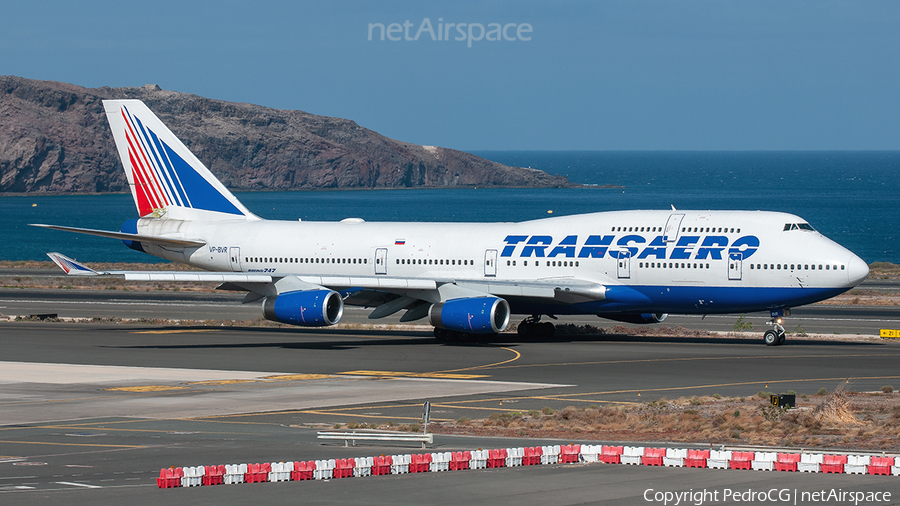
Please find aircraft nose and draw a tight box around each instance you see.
[847,255,869,287]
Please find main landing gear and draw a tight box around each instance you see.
[763,309,790,346]
[517,315,556,338]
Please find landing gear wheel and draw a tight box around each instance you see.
[516,317,555,338]
[434,328,451,341]
[539,322,556,338]
[764,330,779,346]
[517,322,533,337]
[776,334,786,346]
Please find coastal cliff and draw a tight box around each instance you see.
[0,76,574,193]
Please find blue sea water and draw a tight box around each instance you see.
[2,151,897,264]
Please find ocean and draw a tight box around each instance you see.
[3,151,897,264]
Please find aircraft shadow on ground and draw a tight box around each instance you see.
[97,325,886,350]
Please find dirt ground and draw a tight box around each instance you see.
[415,388,900,452]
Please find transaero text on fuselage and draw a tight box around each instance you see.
[500,234,760,260]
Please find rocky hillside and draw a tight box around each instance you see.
[0,76,574,193]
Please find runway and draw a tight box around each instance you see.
[1,288,899,504]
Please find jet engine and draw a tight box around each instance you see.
[262,290,344,327]
[429,297,510,334]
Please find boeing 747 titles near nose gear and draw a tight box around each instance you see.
[33,100,869,345]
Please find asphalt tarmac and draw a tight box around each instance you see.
[1,287,899,504]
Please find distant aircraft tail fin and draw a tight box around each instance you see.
[103,99,257,221]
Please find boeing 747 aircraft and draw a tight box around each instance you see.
[34,100,869,345]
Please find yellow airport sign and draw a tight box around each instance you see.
[881,329,899,339]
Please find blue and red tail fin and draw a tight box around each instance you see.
[103,100,257,221]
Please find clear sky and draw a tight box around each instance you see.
[3,1,899,151]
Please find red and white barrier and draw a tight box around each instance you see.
[505,447,523,467]
[751,451,777,471]
[391,454,410,474]
[707,449,731,469]
[371,456,391,476]
[354,456,373,477]
[600,445,624,464]
[450,451,470,470]
[158,443,900,489]
[729,451,754,470]
[797,453,822,473]
[469,449,485,469]
[821,455,846,474]
[685,449,709,468]
[663,448,686,467]
[869,457,893,476]
[292,460,315,480]
[845,455,869,474]
[621,446,644,465]
[541,445,560,465]
[580,444,600,463]
[773,453,801,472]
[157,467,181,488]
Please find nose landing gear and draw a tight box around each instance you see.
[763,309,790,346]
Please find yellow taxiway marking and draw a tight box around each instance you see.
[0,440,146,448]
[339,370,488,379]
[439,346,521,373]
[185,379,260,386]
[130,329,220,334]
[104,385,189,392]
[263,374,337,381]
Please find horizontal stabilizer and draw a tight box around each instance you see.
[47,253,100,276]
[31,224,206,247]
[46,252,272,282]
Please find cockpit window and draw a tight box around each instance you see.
[784,223,816,232]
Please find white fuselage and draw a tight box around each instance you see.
[132,209,868,316]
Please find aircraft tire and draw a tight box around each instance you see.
[517,322,533,337]
[776,334,786,345]
[434,328,451,341]
[540,322,556,338]
[764,330,779,346]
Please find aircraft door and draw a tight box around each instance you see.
[728,252,743,280]
[663,213,685,243]
[617,251,631,279]
[229,247,242,272]
[375,248,387,275]
[484,249,498,277]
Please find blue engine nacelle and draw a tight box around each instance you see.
[428,297,510,334]
[262,290,344,327]
[603,313,668,324]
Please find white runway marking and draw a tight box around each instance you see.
[0,361,284,384]
[55,481,102,488]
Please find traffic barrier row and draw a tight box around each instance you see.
[158,447,900,488]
